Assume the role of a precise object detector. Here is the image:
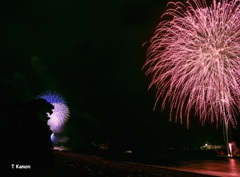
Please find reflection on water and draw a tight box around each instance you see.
[84,148,240,176]
[229,158,238,177]
[117,150,240,177]
[168,158,240,177]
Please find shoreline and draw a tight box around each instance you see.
[53,151,215,177]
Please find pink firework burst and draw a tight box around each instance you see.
[143,0,240,128]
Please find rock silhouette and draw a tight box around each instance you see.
[1,98,55,171]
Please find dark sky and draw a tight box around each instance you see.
[0,0,239,151]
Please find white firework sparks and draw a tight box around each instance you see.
[37,91,70,133]
[47,103,70,132]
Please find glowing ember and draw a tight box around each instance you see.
[228,143,233,157]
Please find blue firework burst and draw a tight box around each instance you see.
[37,90,67,105]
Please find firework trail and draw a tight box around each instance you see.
[37,91,70,133]
[143,0,240,128]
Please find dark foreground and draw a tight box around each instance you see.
[8,151,215,177]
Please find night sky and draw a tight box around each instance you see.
[1,0,239,152]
